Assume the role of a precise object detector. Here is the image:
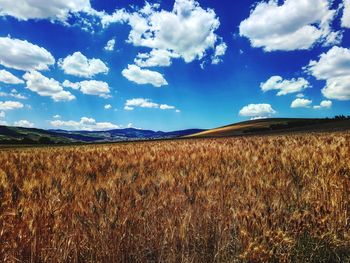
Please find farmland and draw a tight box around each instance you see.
[1,132,350,262]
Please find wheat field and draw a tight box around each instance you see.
[1,132,350,262]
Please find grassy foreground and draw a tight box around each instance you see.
[1,132,350,262]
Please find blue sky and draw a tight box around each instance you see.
[0,0,349,131]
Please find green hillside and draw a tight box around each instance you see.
[0,126,76,145]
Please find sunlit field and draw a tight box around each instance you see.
[1,132,350,262]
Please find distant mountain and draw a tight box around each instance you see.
[0,125,205,145]
[50,128,205,142]
[186,118,350,138]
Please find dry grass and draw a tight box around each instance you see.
[0,132,350,262]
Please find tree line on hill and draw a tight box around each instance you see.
[332,115,350,120]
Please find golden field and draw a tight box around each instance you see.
[0,132,350,263]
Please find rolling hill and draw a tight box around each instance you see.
[0,126,76,145]
[186,118,350,138]
[1,118,350,145]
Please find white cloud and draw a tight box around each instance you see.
[0,100,24,110]
[320,76,350,100]
[134,49,178,68]
[0,111,4,118]
[104,104,112,110]
[306,47,350,80]
[314,100,332,109]
[342,0,350,28]
[122,64,168,87]
[160,104,175,110]
[125,98,159,110]
[0,37,55,71]
[239,103,276,117]
[0,69,24,84]
[291,98,312,108]
[62,80,80,90]
[212,42,227,65]
[0,120,7,125]
[23,71,75,102]
[239,0,341,51]
[50,117,119,131]
[63,79,111,98]
[101,0,225,64]
[80,117,95,125]
[320,100,332,108]
[14,119,34,128]
[124,98,177,111]
[104,39,116,51]
[53,114,61,119]
[305,46,350,100]
[261,76,310,96]
[0,90,27,100]
[58,52,109,78]
[0,0,91,22]
[79,80,111,98]
[99,9,129,26]
[124,106,134,111]
[250,116,268,120]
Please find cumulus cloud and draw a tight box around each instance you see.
[0,37,55,71]
[250,116,268,120]
[239,103,276,118]
[124,98,177,111]
[313,100,332,109]
[342,0,350,28]
[97,8,129,26]
[212,42,227,65]
[104,39,116,51]
[23,71,75,102]
[305,46,350,100]
[62,80,80,90]
[291,98,312,108]
[79,80,111,98]
[0,111,4,118]
[159,104,175,110]
[0,69,24,84]
[104,104,112,110]
[0,0,91,22]
[122,64,168,87]
[320,100,332,108]
[50,117,119,131]
[0,100,24,110]
[14,119,34,128]
[261,76,310,96]
[134,49,178,68]
[63,79,111,98]
[124,106,134,111]
[124,98,159,110]
[239,0,341,51]
[58,52,109,78]
[0,89,27,100]
[100,0,225,65]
